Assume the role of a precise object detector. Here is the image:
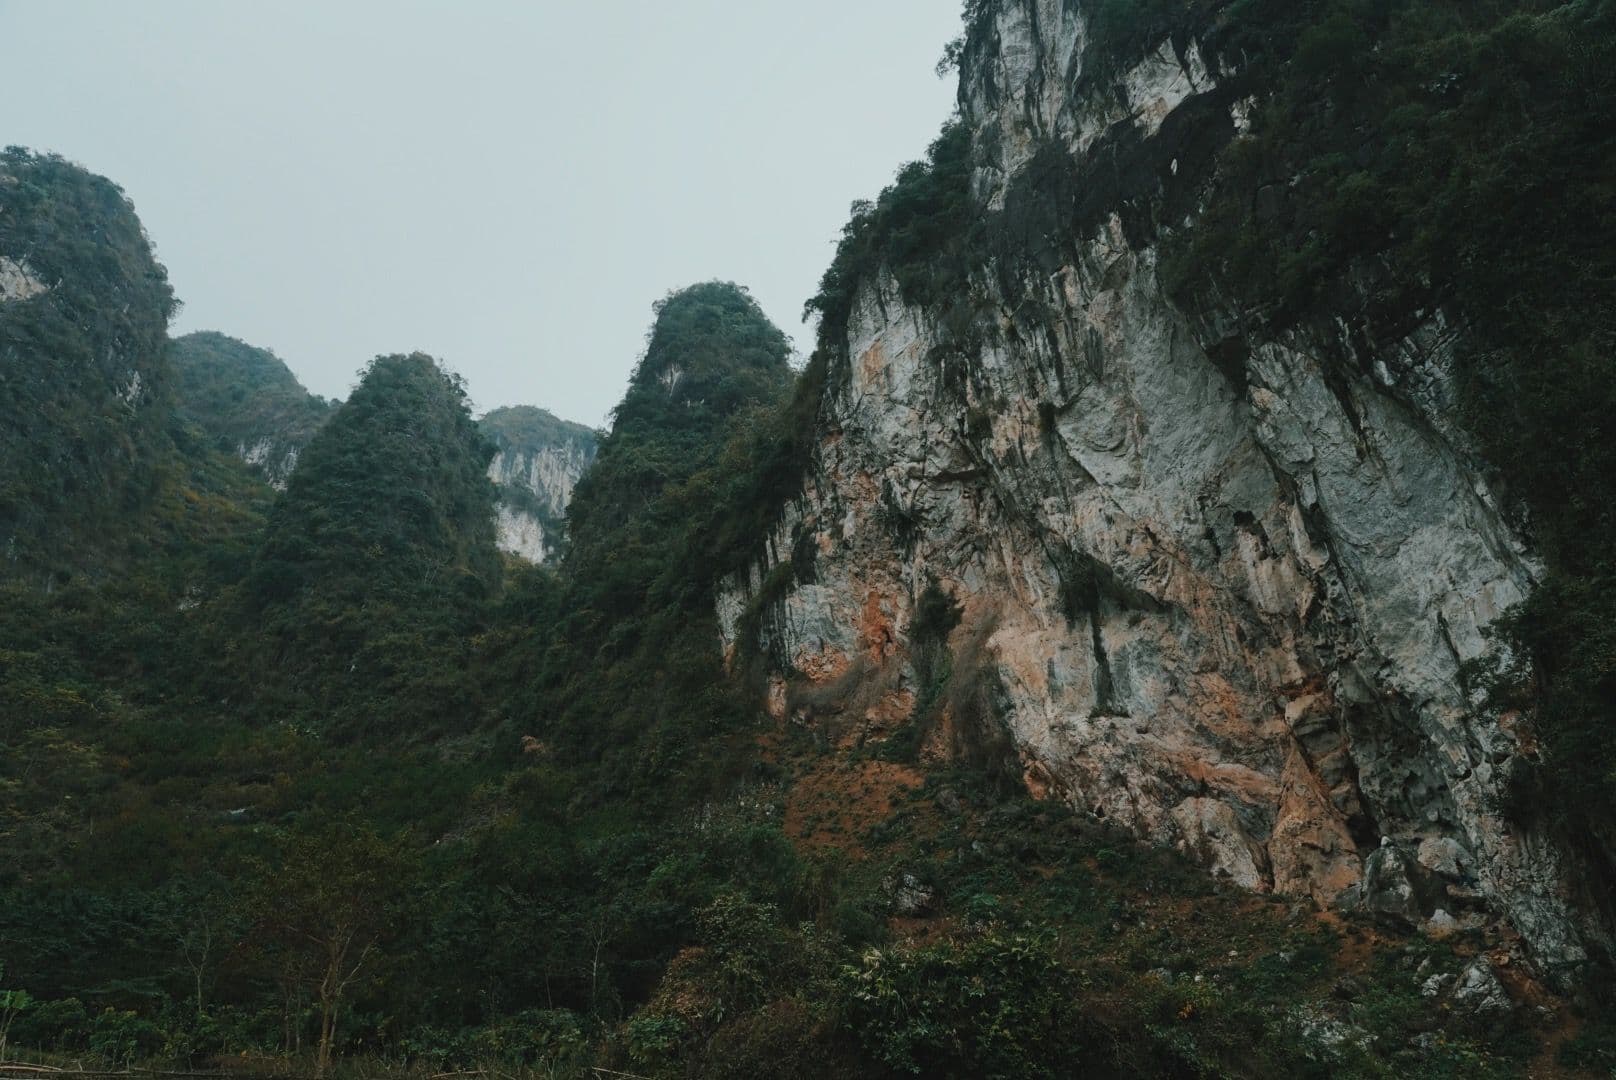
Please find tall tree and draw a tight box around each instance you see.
[244,820,415,1076]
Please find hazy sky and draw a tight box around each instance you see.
[1,1,963,426]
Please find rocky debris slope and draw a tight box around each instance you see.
[720,0,1599,980]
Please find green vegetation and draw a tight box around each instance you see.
[530,282,797,802]
[239,352,503,739]
[2,235,1531,1072]
[806,121,978,363]
[480,404,595,460]
[169,331,333,482]
[0,147,178,577]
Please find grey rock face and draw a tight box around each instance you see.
[1421,971,1457,999]
[480,406,597,563]
[1451,959,1512,1019]
[0,256,47,302]
[717,0,1601,979]
[886,872,937,918]
[1359,844,1423,928]
[487,444,591,522]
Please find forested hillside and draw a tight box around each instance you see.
[169,331,334,488]
[3,0,1616,1077]
[0,148,180,578]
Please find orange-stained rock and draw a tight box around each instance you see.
[1270,746,1362,904]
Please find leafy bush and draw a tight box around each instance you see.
[1558,1015,1616,1072]
[10,996,88,1052]
[88,1008,165,1066]
[624,1011,688,1068]
[839,933,1091,1078]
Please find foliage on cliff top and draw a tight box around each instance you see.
[804,121,977,358]
[169,331,333,473]
[479,404,597,457]
[0,148,178,576]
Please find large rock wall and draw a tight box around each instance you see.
[481,406,597,563]
[720,0,1595,978]
[487,440,592,521]
[486,441,595,562]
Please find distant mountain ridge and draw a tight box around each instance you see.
[170,332,335,489]
[168,335,596,561]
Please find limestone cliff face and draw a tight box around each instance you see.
[720,0,1596,977]
[481,406,596,563]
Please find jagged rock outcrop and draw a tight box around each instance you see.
[0,256,49,302]
[480,406,596,562]
[720,0,1599,980]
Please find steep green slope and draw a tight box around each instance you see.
[514,282,797,800]
[241,352,502,738]
[169,331,333,487]
[0,149,178,577]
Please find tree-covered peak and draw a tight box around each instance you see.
[169,331,334,485]
[0,147,176,326]
[171,331,319,401]
[0,147,178,577]
[480,404,596,456]
[234,352,502,738]
[623,281,792,407]
[566,282,793,561]
[255,352,500,603]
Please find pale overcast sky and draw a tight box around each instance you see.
[0,1,963,427]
